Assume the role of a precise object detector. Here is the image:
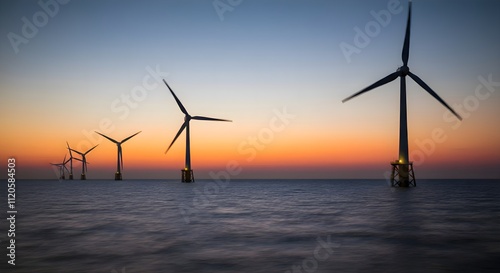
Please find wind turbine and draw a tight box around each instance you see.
[342,0,462,187]
[72,157,90,172]
[163,79,232,182]
[50,155,70,180]
[70,145,98,180]
[66,142,74,180]
[95,131,141,180]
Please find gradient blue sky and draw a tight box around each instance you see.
[1,0,499,179]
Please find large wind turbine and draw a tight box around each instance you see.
[66,142,74,180]
[95,131,141,180]
[342,0,462,187]
[163,79,232,182]
[70,145,98,180]
[50,155,70,180]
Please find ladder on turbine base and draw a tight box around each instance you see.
[390,161,416,187]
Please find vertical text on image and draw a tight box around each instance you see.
[7,158,17,266]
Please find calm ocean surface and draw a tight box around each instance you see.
[1,179,500,273]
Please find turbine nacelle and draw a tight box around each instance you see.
[397,65,410,76]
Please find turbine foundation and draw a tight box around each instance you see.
[115,172,122,180]
[390,161,416,187]
[69,174,73,180]
[81,174,86,180]
[182,169,194,183]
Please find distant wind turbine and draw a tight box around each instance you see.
[95,131,141,180]
[50,155,70,180]
[72,157,90,170]
[163,79,232,182]
[342,0,461,187]
[66,142,74,180]
[70,145,98,180]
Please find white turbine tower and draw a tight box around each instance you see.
[95,131,142,180]
[342,0,462,187]
[163,79,232,182]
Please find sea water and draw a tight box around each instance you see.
[1,179,499,273]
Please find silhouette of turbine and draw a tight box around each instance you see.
[50,155,70,180]
[163,79,231,182]
[70,145,98,180]
[66,142,75,180]
[95,131,141,180]
[342,0,461,187]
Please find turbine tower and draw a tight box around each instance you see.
[50,155,70,180]
[70,145,98,180]
[163,79,232,183]
[342,0,462,187]
[66,142,74,180]
[95,131,141,180]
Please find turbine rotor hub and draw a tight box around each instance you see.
[398,65,410,76]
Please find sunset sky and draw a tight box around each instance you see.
[1,0,499,180]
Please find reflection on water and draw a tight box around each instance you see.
[1,179,499,272]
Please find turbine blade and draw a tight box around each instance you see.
[408,72,462,120]
[342,72,399,103]
[70,149,84,156]
[121,131,142,143]
[84,144,98,155]
[118,145,123,169]
[166,122,187,154]
[163,79,189,115]
[191,116,232,122]
[402,0,412,66]
[120,149,124,170]
[73,157,83,162]
[66,142,73,156]
[95,131,118,144]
